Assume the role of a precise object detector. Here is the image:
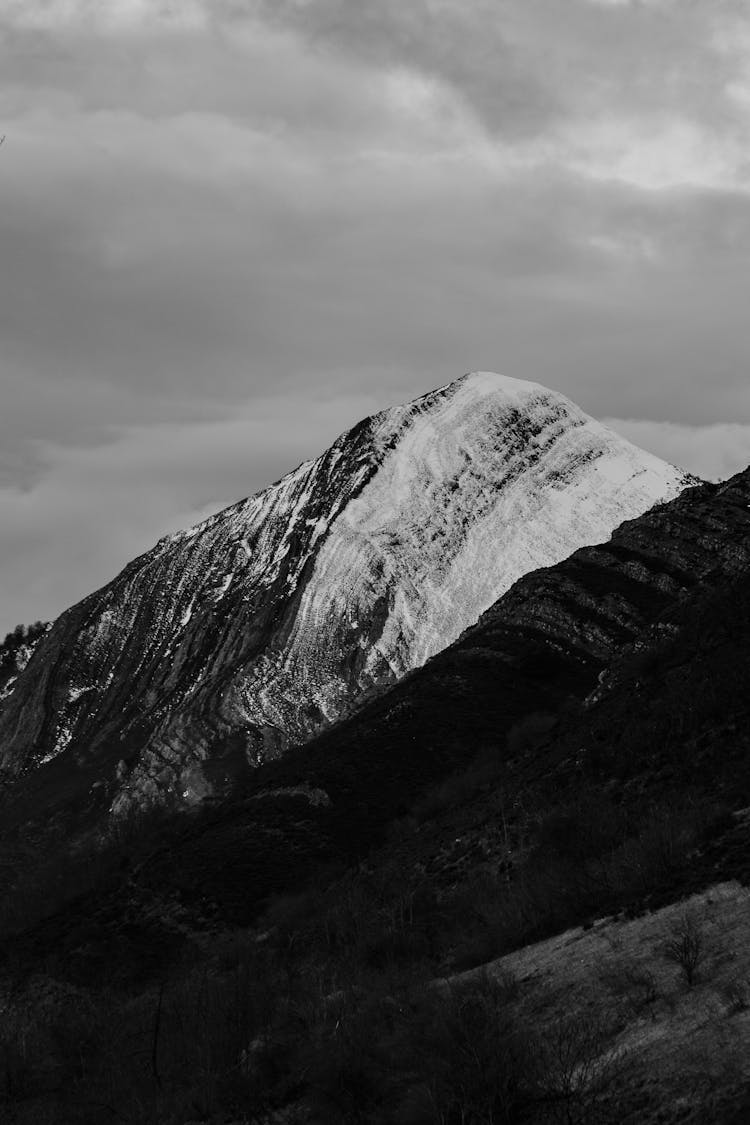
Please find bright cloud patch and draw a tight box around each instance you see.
[604,419,750,483]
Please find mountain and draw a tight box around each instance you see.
[126,467,750,925]
[2,463,749,1125]
[3,463,750,1125]
[0,372,690,814]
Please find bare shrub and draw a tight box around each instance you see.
[535,1013,625,1125]
[304,973,446,1125]
[409,971,534,1125]
[662,911,709,987]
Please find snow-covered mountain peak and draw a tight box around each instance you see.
[367,371,603,459]
[0,373,694,811]
[370,370,550,437]
[453,368,552,399]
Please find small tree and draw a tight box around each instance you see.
[662,911,707,987]
[537,1013,624,1124]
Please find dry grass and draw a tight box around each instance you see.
[453,882,750,1123]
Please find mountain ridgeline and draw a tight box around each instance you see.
[0,372,690,816]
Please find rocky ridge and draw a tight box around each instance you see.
[139,466,750,923]
[0,372,690,812]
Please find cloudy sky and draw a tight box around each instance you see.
[2,0,750,634]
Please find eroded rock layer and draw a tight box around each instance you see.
[0,372,690,809]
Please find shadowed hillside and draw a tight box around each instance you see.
[2,470,750,1122]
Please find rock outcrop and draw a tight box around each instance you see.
[0,372,690,810]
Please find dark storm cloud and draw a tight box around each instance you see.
[1,0,750,632]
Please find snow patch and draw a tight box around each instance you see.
[0,676,17,702]
[307,517,329,546]
[180,600,195,627]
[68,685,94,702]
[213,573,234,598]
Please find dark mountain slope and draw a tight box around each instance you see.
[4,586,750,1125]
[3,474,750,1125]
[139,470,750,921]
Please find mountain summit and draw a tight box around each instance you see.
[0,372,692,811]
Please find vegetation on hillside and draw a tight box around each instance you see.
[3,459,750,1123]
[2,565,750,1120]
[0,621,47,678]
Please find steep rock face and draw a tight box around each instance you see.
[0,372,690,809]
[112,469,750,925]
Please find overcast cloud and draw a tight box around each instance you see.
[1,0,750,633]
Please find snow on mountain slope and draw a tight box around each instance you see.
[0,372,692,811]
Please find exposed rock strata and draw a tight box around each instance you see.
[132,468,750,923]
[0,372,690,810]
